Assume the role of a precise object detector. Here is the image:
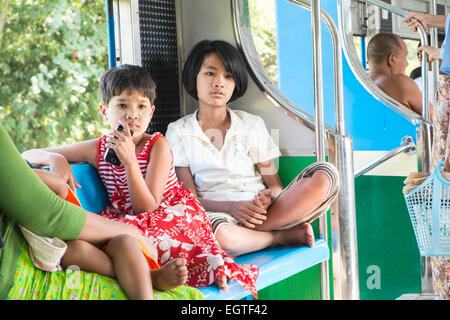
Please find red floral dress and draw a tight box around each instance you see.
[97,133,259,297]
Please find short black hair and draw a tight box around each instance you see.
[99,64,156,105]
[182,40,248,102]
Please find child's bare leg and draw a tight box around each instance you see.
[256,170,331,231]
[105,234,153,300]
[61,239,115,278]
[215,223,314,257]
[215,224,276,257]
[150,258,187,291]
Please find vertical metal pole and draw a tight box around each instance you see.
[106,0,116,68]
[286,0,360,299]
[329,2,359,299]
[418,0,437,295]
[332,134,359,300]
[311,0,326,162]
[311,0,329,300]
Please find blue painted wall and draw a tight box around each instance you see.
[276,0,416,151]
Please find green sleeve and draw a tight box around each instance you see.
[0,124,86,240]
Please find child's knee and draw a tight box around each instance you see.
[309,171,331,196]
[106,234,138,254]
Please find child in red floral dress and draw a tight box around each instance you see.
[22,64,259,297]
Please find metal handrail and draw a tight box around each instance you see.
[354,136,416,178]
[288,0,352,299]
[339,0,436,294]
[311,0,326,162]
[310,0,329,301]
[288,0,360,301]
[232,0,359,300]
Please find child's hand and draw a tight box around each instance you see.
[48,154,81,194]
[253,189,272,210]
[229,201,267,229]
[106,121,136,167]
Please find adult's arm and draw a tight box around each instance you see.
[440,15,450,75]
[403,12,447,30]
[0,124,86,240]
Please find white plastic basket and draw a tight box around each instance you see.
[404,161,450,256]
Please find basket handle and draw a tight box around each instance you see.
[433,160,450,184]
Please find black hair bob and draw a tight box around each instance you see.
[182,40,248,102]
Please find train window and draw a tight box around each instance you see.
[403,39,421,77]
[248,0,279,86]
[0,0,109,151]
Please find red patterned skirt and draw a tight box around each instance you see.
[99,184,259,298]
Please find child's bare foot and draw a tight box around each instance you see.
[151,258,187,291]
[276,223,315,247]
[215,274,228,292]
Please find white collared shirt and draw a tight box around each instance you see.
[166,109,281,201]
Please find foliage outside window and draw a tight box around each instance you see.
[0,0,108,152]
[249,0,278,85]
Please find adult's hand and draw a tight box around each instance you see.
[402,12,447,31]
[403,12,429,31]
[418,45,442,63]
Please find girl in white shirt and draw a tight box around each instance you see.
[166,40,339,257]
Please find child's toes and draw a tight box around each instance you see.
[174,258,186,267]
[179,273,188,285]
[215,275,228,292]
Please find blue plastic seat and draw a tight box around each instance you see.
[198,239,329,299]
[71,163,109,214]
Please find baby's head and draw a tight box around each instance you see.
[99,64,156,105]
[182,40,248,102]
